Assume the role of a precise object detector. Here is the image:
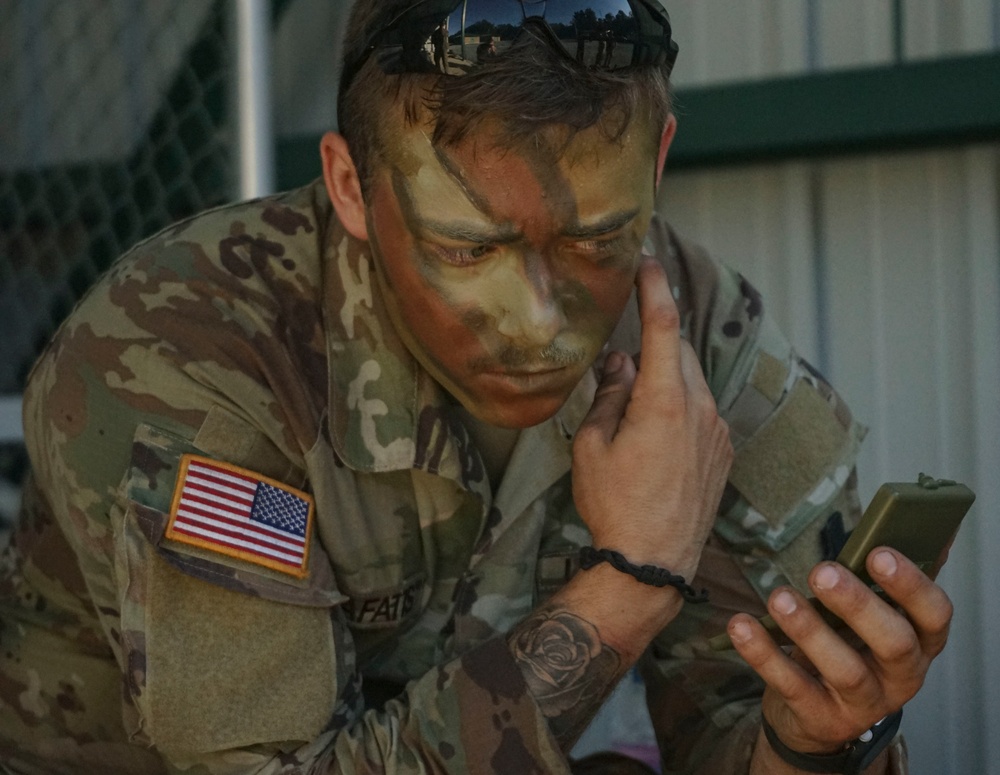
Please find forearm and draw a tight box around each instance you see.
[507,562,685,749]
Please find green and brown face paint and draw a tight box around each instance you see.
[363,114,658,429]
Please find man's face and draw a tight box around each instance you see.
[364,114,658,428]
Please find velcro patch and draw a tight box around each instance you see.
[750,351,789,403]
[729,380,848,528]
[166,454,314,579]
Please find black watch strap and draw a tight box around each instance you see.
[761,710,903,774]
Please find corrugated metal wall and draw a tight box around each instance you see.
[660,2,1000,772]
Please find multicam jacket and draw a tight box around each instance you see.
[0,180,904,775]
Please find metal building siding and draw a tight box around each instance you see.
[667,0,1000,86]
[660,5,1000,771]
[661,142,1000,775]
[905,0,1000,58]
[818,147,1000,773]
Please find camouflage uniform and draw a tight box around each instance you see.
[0,180,905,774]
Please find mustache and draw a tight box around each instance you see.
[469,342,588,371]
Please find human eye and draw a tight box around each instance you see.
[430,242,498,267]
[572,233,631,258]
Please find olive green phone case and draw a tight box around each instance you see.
[709,474,975,651]
[836,476,975,587]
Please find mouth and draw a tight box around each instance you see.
[493,365,567,377]
[480,365,576,394]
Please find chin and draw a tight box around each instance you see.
[465,393,567,430]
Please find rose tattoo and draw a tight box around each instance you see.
[509,608,621,744]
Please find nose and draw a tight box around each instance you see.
[495,255,564,347]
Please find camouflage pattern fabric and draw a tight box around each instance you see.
[0,180,904,774]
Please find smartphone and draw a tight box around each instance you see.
[708,474,976,651]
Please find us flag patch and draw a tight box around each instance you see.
[166,454,314,578]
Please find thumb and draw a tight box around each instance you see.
[579,352,636,445]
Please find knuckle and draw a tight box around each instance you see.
[644,302,680,333]
[932,593,955,629]
[924,604,954,641]
[779,676,813,707]
[695,390,719,417]
[647,389,687,419]
[881,630,920,664]
[572,424,604,455]
[722,429,735,458]
[594,381,631,400]
[714,418,734,456]
[838,663,871,695]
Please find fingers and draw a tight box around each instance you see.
[728,599,883,748]
[866,548,953,658]
[571,258,730,574]
[803,551,951,681]
[763,585,885,711]
[577,351,637,446]
[729,548,955,750]
[727,612,842,740]
[634,258,683,392]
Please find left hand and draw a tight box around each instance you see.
[727,546,953,753]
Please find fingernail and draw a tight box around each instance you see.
[814,564,840,591]
[872,550,898,577]
[730,621,752,644]
[773,590,797,615]
[604,352,623,375]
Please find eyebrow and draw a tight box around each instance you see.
[562,209,642,239]
[418,219,521,244]
[419,208,642,245]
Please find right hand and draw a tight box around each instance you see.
[571,258,733,580]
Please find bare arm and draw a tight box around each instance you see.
[507,257,733,748]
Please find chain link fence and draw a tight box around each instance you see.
[0,0,239,528]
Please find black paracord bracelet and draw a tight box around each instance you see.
[579,546,709,604]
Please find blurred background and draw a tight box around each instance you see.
[1,1,998,772]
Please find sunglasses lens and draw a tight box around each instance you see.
[370,0,674,75]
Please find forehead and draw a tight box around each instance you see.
[374,108,657,223]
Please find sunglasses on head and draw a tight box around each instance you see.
[339,0,678,101]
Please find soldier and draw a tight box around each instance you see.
[0,2,949,774]
[433,19,449,73]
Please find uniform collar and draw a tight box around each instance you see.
[319,204,596,492]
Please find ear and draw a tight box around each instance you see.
[321,131,368,241]
[654,113,678,191]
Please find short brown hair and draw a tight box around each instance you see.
[339,3,674,195]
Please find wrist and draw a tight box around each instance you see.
[759,710,903,775]
[580,546,709,604]
[556,563,683,661]
[584,533,703,581]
